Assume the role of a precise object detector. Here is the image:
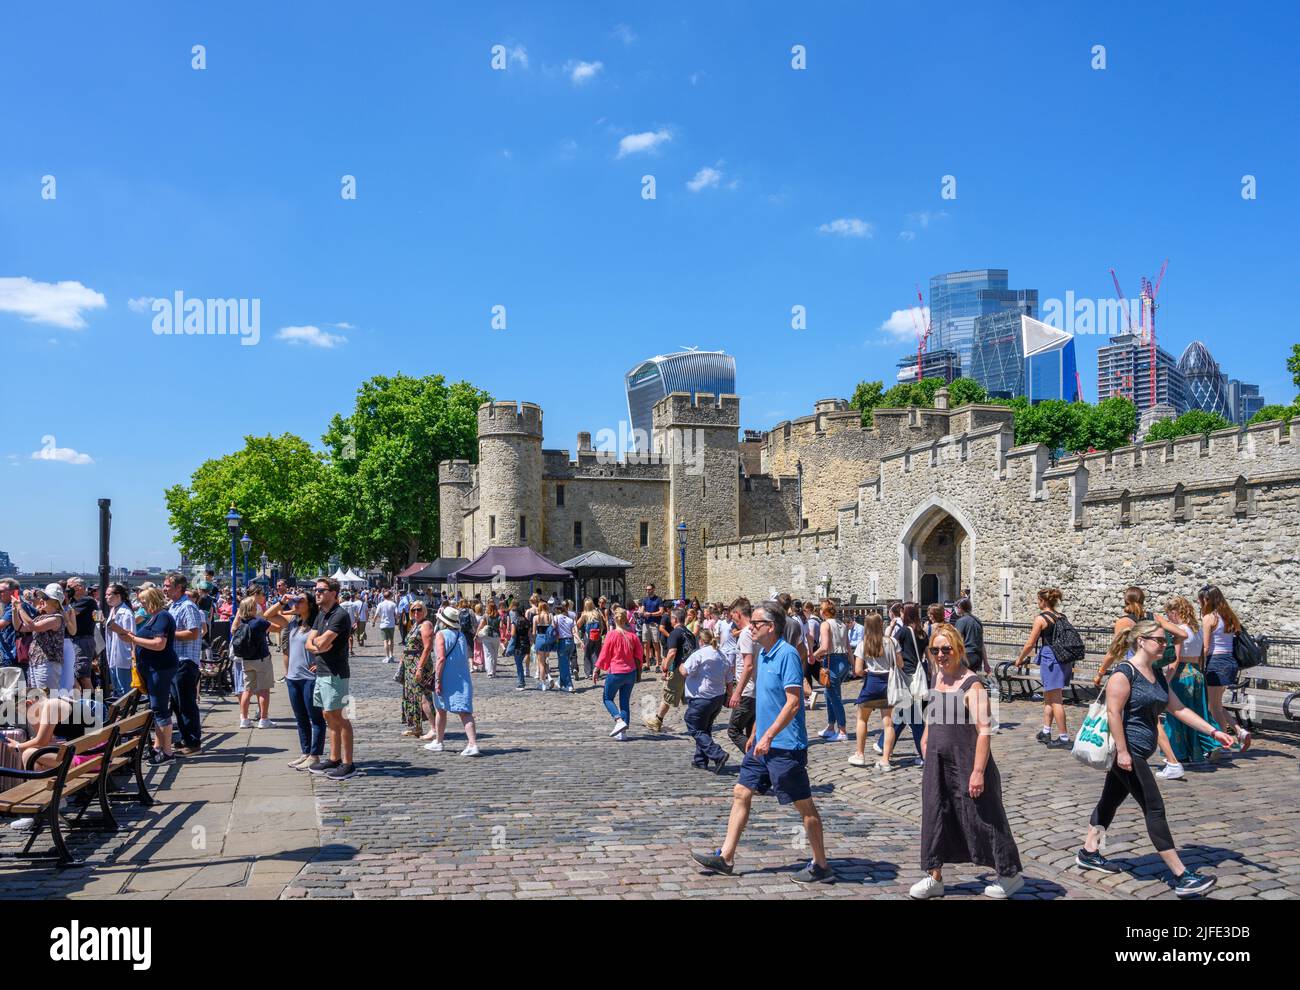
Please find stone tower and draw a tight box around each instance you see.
[437,460,474,559]
[475,401,544,556]
[652,391,740,602]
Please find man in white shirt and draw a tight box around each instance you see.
[375,591,399,662]
[726,598,760,754]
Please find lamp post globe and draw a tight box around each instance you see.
[225,505,241,600]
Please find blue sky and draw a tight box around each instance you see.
[3,1,1298,571]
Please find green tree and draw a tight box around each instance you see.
[1249,403,1299,427]
[323,374,490,574]
[1288,343,1300,392]
[849,380,885,424]
[164,434,340,580]
[946,377,988,407]
[881,376,946,409]
[1144,409,1232,442]
[1082,395,1139,451]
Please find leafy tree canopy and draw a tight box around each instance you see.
[1144,409,1232,442]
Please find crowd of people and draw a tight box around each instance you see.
[0,569,1261,898]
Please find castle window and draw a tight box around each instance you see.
[573,521,582,547]
[556,485,565,507]
[455,542,462,558]
[489,515,496,539]
[1119,490,1132,526]
[1172,483,1187,523]
[639,521,649,547]
[1234,476,1248,518]
[744,477,752,492]
[702,474,707,497]
[519,515,527,540]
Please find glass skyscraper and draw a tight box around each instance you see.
[624,349,737,451]
[929,270,1038,375]
[1178,341,1233,421]
[1022,316,1081,403]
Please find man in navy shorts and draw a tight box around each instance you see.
[691,600,833,884]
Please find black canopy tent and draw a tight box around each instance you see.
[558,551,633,605]
[450,546,573,597]
[406,557,470,587]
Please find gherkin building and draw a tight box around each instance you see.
[1177,341,1232,420]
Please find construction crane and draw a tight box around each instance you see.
[1109,260,1169,409]
[907,283,931,383]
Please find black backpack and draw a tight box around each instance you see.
[230,621,254,661]
[1233,625,1267,669]
[1042,611,1085,665]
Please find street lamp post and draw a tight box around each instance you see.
[240,533,252,592]
[225,505,241,601]
[259,552,269,586]
[676,521,688,601]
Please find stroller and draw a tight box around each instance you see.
[200,619,235,695]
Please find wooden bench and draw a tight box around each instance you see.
[993,656,1108,704]
[0,720,122,866]
[103,710,156,807]
[1223,665,1300,729]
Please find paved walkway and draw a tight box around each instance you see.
[3,638,1298,899]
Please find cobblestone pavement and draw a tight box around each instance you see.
[3,637,1297,901]
[287,641,1300,900]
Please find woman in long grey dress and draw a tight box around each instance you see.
[911,623,1024,900]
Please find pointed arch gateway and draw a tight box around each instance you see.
[897,496,977,609]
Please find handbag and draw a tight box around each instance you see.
[887,663,911,708]
[1071,696,1116,770]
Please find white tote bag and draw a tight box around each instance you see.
[887,663,911,708]
[1071,697,1115,770]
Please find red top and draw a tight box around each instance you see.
[597,628,643,674]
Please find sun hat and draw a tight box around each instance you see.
[43,583,66,603]
[436,605,461,629]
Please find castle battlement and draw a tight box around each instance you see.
[437,459,475,486]
[651,391,741,429]
[478,400,544,438]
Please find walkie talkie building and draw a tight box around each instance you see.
[625,350,736,451]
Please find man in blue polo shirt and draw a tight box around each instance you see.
[691,600,833,884]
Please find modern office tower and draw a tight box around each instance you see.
[1023,316,1081,403]
[1178,341,1233,420]
[929,270,1037,374]
[1227,379,1267,424]
[0,550,15,576]
[1097,332,1189,416]
[624,349,736,451]
[969,314,1080,403]
[895,347,962,385]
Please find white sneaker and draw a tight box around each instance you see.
[847,753,867,767]
[258,718,274,729]
[610,718,629,737]
[876,760,895,772]
[614,731,627,742]
[296,757,321,772]
[11,817,36,831]
[239,717,253,728]
[831,731,848,742]
[423,741,444,752]
[909,875,945,899]
[459,745,480,757]
[538,680,548,692]
[287,754,308,768]
[1157,763,1185,780]
[984,874,1024,899]
[820,727,838,740]
[873,740,883,755]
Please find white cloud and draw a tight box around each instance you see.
[912,210,949,227]
[127,296,157,313]
[880,306,929,341]
[568,60,603,85]
[276,325,347,348]
[617,129,672,157]
[612,24,637,45]
[329,321,356,330]
[687,166,722,192]
[818,218,873,238]
[508,45,529,68]
[898,230,917,241]
[31,440,94,465]
[0,277,107,329]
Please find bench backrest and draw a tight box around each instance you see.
[61,723,120,786]
[110,711,153,759]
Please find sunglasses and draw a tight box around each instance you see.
[1140,635,1167,646]
[929,646,955,657]
[314,589,329,595]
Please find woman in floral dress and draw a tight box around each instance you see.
[402,601,435,740]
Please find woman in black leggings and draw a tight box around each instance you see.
[1075,620,1234,898]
